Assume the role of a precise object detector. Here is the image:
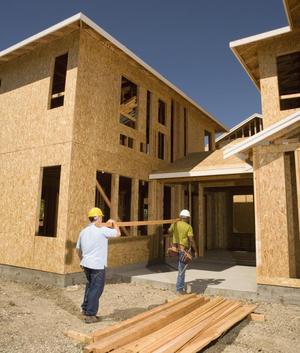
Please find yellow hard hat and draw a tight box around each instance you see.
[87,207,104,218]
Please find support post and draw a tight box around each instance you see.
[198,183,205,257]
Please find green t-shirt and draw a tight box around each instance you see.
[168,221,193,248]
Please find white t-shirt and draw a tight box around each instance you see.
[76,223,118,269]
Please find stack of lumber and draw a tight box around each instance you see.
[66,294,256,353]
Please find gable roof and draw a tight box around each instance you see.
[224,111,300,158]
[0,13,227,132]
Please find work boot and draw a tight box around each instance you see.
[84,315,101,324]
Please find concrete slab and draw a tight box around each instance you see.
[108,258,258,300]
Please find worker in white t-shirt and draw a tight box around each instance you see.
[76,207,121,323]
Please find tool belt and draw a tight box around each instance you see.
[167,245,193,264]
[180,249,193,264]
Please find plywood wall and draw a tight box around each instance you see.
[0,25,222,276]
[253,145,298,280]
[258,30,300,127]
[0,32,80,274]
[64,28,219,274]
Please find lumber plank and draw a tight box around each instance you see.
[98,218,180,228]
[248,313,265,322]
[91,294,197,342]
[64,330,92,344]
[84,296,204,353]
[151,300,242,353]
[177,304,257,353]
[113,297,227,353]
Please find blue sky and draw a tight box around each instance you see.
[0,0,287,129]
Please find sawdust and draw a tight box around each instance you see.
[0,278,299,353]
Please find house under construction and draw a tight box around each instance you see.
[0,0,299,295]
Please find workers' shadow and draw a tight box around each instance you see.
[186,278,225,293]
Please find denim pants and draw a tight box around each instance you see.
[176,251,186,292]
[82,267,105,316]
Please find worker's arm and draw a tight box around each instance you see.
[107,219,121,237]
[76,248,82,260]
[188,236,198,258]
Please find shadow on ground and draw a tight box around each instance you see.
[187,278,225,293]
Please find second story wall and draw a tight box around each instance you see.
[0,31,80,154]
[73,28,218,177]
[258,30,300,127]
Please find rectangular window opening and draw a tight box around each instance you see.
[120,134,134,149]
[138,180,149,235]
[146,91,151,153]
[204,130,212,151]
[37,166,61,237]
[49,53,68,109]
[158,131,165,160]
[95,171,112,222]
[118,176,132,235]
[277,51,300,111]
[120,77,138,129]
[183,108,187,156]
[158,99,166,125]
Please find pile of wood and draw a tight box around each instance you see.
[66,294,257,353]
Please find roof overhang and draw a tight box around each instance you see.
[149,165,253,180]
[224,111,300,158]
[0,13,227,133]
[230,26,291,90]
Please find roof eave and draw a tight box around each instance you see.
[224,111,300,158]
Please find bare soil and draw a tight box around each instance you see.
[0,277,299,353]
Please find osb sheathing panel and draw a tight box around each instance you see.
[64,142,165,273]
[0,33,80,274]
[108,236,154,267]
[73,30,213,160]
[253,146,292,278]
[258,30,300,127]
[0,143,72,274]
[0,31,80,154]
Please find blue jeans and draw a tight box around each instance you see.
[176,251,186,292]
[82,267,105,316]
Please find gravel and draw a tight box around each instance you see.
[0,278,299,353]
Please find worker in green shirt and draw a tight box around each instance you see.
[168,209,198,294]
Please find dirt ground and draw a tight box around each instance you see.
[0,278,299,353]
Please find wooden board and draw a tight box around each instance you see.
[68,296,257,353]
[85,296,204,352]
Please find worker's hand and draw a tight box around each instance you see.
[107,219,117,224]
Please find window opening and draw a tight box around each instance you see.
[95,171,112,221]
[118,176,132,235]
[120,77,138,128]
[37,166,61,237]
[49,53,68,109]
[138,180,149,235]
[158,99,166,125]
[277,51,300,110]
[158,132,165,160]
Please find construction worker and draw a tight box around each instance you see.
[76,207,121,323]
[168,209,198,295]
